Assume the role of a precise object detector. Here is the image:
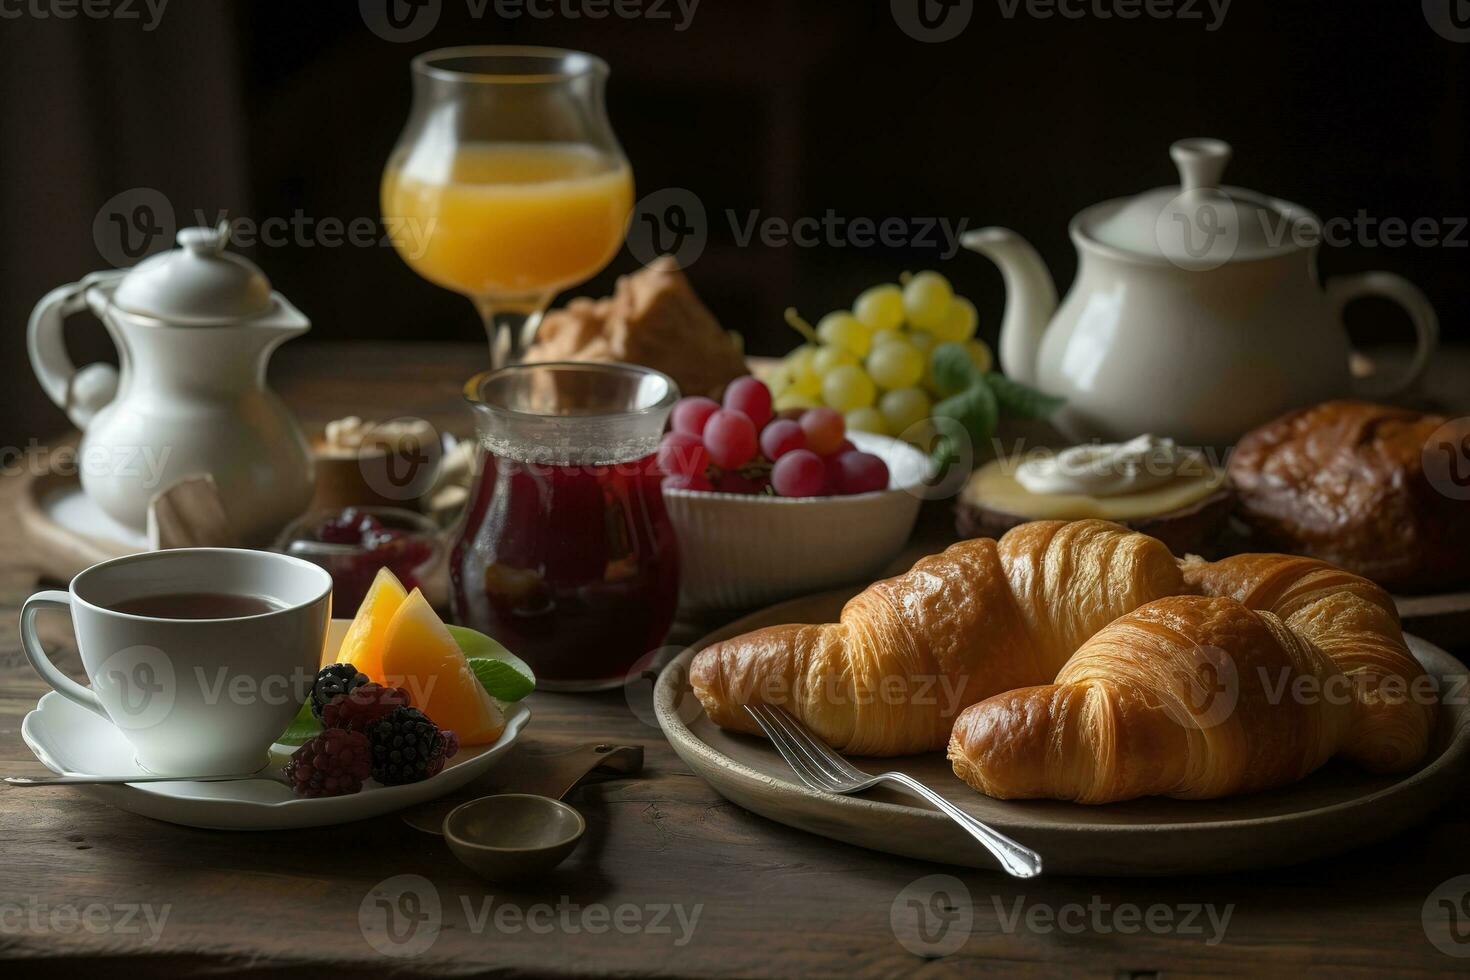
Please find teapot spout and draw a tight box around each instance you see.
[961,227,1057,386]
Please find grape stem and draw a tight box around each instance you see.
[783,307,818,344]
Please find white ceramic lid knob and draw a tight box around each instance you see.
[176,221,232,256]
[1170,138,1232,193]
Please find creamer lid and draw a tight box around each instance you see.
[111,222,274,324]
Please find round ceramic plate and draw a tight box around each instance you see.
[19,620,530,831]
[655,589,1470,876]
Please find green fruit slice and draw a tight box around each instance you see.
[447,624,536,702]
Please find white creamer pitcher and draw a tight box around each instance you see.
[28,223,315,545]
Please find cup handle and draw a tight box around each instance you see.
[1326,271,1440,399]
[19,591,110,721]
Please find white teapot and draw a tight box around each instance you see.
[28,223,315,545]
[963,138,1439,446]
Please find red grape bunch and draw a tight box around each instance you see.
[658,376,890,497]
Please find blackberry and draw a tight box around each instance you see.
[322,683,410,732]
[426,729,461,779]
[310,664,370,720]
[284,729,372,798]
[366,707,448,785]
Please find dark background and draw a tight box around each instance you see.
[3,0,1467,444]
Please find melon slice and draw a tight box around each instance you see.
[379,588,506,746]
[325,567,408,683]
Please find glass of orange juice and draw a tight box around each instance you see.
[382,47,634,367]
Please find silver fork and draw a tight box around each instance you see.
[744,703,1043,878]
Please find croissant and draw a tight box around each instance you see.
[1180,553,1435,772]
[948,596,1355,803]
[689,520,1186,755]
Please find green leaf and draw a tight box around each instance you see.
[468,659,536,702]
[986,372,1065,419]
[930,342,983,398]
[447,624,536,702]
[934,375,999,446]
[278,700,323,746]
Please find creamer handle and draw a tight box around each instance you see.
[27,271,124,430]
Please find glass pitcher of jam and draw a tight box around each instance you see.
[451,363,680,691]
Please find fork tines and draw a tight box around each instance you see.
[743,703,866,793]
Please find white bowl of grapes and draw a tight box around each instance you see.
[658,376,932,612]
[657,270,1017,610]
[659,270,1005,610]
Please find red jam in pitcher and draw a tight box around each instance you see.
[450,363,680,691]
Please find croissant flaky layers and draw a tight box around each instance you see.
[690,520,1437,803]
[690,520,1188,756]
[949,596,1352,803]
[1180,553,1435,774]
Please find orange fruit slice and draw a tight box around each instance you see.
[325,567,408,683]
[379,588,506,746]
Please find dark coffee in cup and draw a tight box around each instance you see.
[108,592,285,620]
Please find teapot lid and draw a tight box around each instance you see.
[111,222,274,324]
[1080,139,1317,268]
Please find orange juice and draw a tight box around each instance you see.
[382,143,633,300]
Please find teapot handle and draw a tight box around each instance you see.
[1326,271,1439,399]
[27,272,124,430]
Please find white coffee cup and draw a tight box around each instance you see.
[20,548,333,776]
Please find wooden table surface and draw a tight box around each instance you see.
[3,342,1470,977]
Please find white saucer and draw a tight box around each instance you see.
[20,617,531,829]
[22,692,529,830]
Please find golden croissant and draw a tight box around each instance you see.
[948,556,1436,804]
[1181,553,1434,773]
[949,596,1356,802]
[689,520,1187,755]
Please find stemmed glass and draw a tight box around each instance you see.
[382,46,633,367]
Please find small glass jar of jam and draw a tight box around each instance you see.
[276,506,440,613]
[451,362,681,692]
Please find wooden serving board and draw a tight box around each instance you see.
[655,588,1470,877]
[6,458,140,583]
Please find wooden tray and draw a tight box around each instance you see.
[655,588,1470,876]
[8,460,141,583]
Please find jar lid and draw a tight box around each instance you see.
[111,222,274,324]
[1079,139,1316,267]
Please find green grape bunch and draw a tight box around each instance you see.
[769,270,997,444]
